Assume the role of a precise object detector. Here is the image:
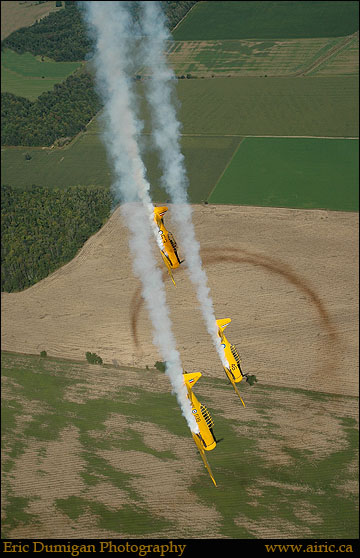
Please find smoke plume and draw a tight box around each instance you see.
[82,1,198,433]
[140,1,229,369]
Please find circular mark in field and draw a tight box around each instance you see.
[130,246,340,378]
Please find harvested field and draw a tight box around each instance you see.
[1,1,63,41]
[2,204,358,397]
[1,204,358,539]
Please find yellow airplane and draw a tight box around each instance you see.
[183,372,218,486]
[216,318,249,407]
[154,206,184,286]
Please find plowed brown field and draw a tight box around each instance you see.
[2,204,358,397]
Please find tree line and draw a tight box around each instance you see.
[163,1,198,30]
[1,1,197,292]
[1,184,112,293]
[1,2,198,63]
[1,4,92,62]
[1,72,102,146]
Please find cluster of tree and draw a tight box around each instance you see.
[1,2,198,148]
[1,72,102,146]
[85,352,103,365]
[1,184,112,293]
[163,1,198,30]
[1,2,198,63]
[154,361,166,372]
[1,4,92,62]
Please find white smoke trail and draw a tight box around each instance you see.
[82,1,198,433]
[139,0,229,369]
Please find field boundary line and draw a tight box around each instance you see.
[177,134,359,140]
[206,137,245,202]
[171,2,199,34]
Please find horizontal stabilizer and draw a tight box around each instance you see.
[216,318,232,333]
[154,206,168,218]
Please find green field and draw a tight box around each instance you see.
[2,351,358,539]
[1,128,112,190]
[1,127,240,204]
[174,1,359,41]
[1,2,358,214]
[209,137,359,211]
[2,74,358,210]
[1,49,82,100]
[173,76,358,138]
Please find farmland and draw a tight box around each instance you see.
[2,200,358,538]
[0,130,240,203]
[209,137,359,211]
[2,75,358,206]
[173,76,358,138]
[167,36,357,78]
[2,0,359,542]
[1,49,82,100]
[173,1,359,40]
[308,34,359,76]
[1,1,63,41]
[2,351,358,539]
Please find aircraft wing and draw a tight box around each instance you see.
[160,252,176,286]
[224,367,246,407]
[192,433,217,487]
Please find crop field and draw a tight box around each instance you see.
[167,37,347,78]
[1,127,240,204]
[2,351,358,539]
[1,129,112,191]
[209,137,359,211]
[308,34,359,76]
[2,74,358,206]
[1,50,83,100]
[173,1,359,41]
[3,133,358,211]
[172,76,359,138]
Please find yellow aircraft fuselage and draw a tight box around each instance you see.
[183,372,217,486]
[183,372,216,451]
[216,318,246,406]
[154,207,183,285]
